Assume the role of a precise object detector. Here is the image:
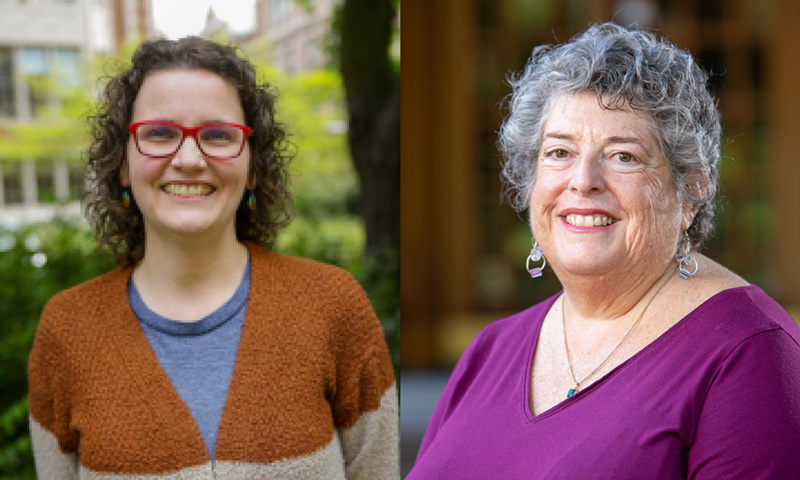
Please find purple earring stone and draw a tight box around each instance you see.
[526,243,546,278]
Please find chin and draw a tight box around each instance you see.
[553,249,620,277]
[154,215,223,236]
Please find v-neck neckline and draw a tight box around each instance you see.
[113,266,254,463]
[127,257,251,460]
[521,285,758,424]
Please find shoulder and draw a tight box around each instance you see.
[668,280,800,375]
[417,295,559,450]
[669,254,797,340]
[478,294,558,343]
[247,244,366,299]
[245,245,393,393]
[699,285,800,345]
[686,289,800,477]
[45,268,129,305]
[456,294,559,370]
[245,244,381,344]
[31,268,130,389]
[39,268,130,334]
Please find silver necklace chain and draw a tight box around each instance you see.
[562,267,680,398]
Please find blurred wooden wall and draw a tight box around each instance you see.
[402,0,479,367]
[401,0,800,368]
[767,0,800,313]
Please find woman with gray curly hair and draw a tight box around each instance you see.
[408,22,800,479]
[28,37,397,479]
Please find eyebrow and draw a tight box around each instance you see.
[606,135,651,155]
[542,132,574,141]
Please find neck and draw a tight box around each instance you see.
[558,258,677,322]
[135,228,248,299]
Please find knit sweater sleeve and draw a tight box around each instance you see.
[28,298,80,479]
[328,271,399,480]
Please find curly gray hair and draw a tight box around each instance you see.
[498,22,721,250]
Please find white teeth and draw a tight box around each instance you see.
[163,184,214,196]
[565,214,616,227]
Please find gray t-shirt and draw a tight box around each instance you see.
[127,260,250,460]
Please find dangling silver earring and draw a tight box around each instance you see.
[676,231,698,280]
[526,237,547,278]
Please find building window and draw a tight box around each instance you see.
[1,162,23,205]
[271,0,293,28]
[20,48,47,76]
[284,46,298,74]
[36,160,55,203]
[68,163,83,199]
[53,49,82,87]
[21,48,50,116]
[0,48,14,118]
[20,47,82,118]
[307,38,322,69]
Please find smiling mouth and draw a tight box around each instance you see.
[563,214,618,227]
[162,184,215,197]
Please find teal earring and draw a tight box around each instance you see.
[122,190,131,209]
[247,191,256,212]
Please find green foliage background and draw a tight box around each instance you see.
[0,224,115,477]
[0,44,399,478]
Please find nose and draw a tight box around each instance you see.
[170,134,207,169]
[568,152,606,195]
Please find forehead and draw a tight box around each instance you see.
[542,91,659,145]
[132,68,244,122]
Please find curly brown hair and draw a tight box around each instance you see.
[84,37,292,267]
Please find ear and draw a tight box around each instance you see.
[681,201,699,232]
[680,174,707,231]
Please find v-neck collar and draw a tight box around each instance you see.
[522,285,759,424]
[109,255,255,464]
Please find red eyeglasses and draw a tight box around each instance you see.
[129,121,253,160]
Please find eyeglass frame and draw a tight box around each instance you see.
[128,120,253,160]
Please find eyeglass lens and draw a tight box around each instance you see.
[135,123,246,158]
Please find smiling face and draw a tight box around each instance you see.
[122,68,253,242]
[531,91,694,280]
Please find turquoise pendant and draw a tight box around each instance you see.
[567,388,577,398]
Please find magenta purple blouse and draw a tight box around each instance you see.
[407,285,800,479]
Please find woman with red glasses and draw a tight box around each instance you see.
[28,37,397,479]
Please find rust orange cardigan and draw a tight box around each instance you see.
[28,245,398,479]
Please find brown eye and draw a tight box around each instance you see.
[616,152,634,163]
[553,149,568,159]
